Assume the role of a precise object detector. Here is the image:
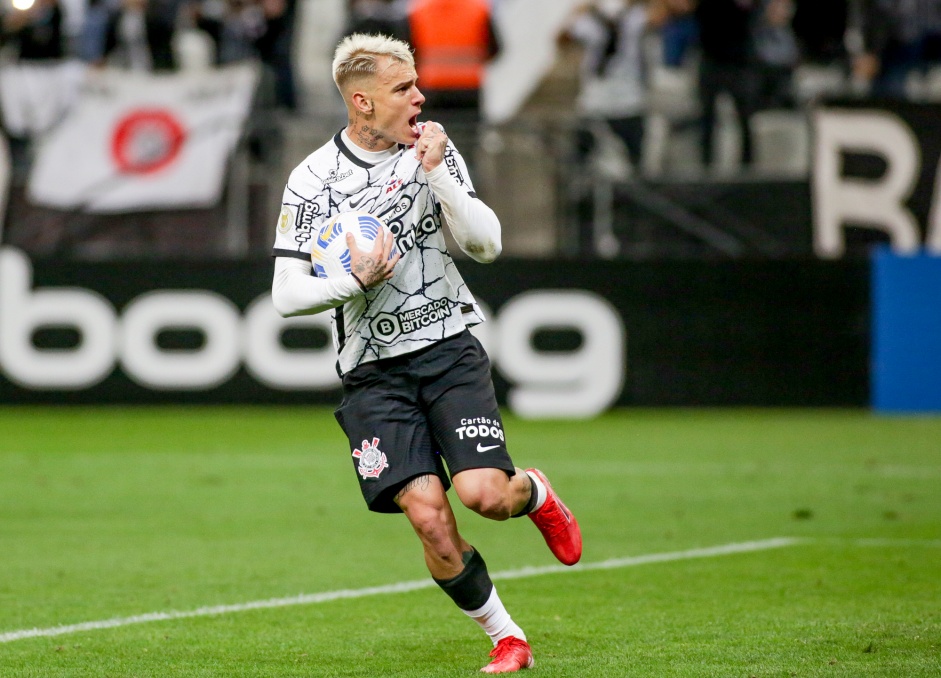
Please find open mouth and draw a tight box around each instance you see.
[409,115,420,137]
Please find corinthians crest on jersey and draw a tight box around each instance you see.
[272,130,485,374]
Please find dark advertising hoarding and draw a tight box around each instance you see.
[0,247,869,412]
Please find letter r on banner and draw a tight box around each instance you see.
[812,109,922,258]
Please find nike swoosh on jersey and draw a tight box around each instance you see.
[476,444,501,453]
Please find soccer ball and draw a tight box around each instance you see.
[310,211,397,279]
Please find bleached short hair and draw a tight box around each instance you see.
[332,33,415,92]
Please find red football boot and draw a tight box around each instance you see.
[480,637,534,674]
[526,468,582,565]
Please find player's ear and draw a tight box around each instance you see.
[351,91,373,116]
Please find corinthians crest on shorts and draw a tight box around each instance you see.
[352,437,389,479]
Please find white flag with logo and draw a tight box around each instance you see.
[27,63,259,213]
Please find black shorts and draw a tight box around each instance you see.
[334,330,516,513]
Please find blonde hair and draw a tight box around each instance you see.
[332,33,415,92]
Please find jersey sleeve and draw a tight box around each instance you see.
[271,256,362,317]
[271,171,332,260]
[424,143,502,263]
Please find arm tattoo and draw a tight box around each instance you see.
[394,475,431,502]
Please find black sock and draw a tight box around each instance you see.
[511,473,538,518]
[433,548,494,611]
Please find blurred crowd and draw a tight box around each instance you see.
[557,0,941,172]
[337,0,941,174]
[0,0,299,109]
[0,0,940,172]
[1,0,940,259]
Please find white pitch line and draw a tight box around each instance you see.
[815,537,941,548]
[489,536,800,581]
[0,537,797,644]
[8,536,939,644]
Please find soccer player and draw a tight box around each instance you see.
[270,33,581,674]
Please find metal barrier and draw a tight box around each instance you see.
[1,109,816,261]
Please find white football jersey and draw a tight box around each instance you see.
[272,130,486,374]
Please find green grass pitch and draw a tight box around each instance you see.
[0,407,939,677]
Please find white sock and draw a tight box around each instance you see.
[463,587,527,646]
[526,471,547,511]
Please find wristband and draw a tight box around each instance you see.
[351,272,368,292]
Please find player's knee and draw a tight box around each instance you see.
[461,485,512,521]
[453,469,514,520]
[404,501,451,543]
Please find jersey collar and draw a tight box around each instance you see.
[336,129,400,168]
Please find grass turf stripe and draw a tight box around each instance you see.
[6,536,938,644]
[0,538,797,644]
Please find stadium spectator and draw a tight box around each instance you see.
[853,0,941,99]
[0,0,69,171]
[79,0,181,71]
[791,0,849,67]
[693,0,761,168]
[0,0,66,61]
[659,0,697,67]
[190,0,297,109]
[407,0,500,153]
[77,0,115,63]
[270,33,582,675]
[560,0,671,172]
[341,0,411,44]
[253,0,298,111]
[192,0,267,63]
[752,0,799,110]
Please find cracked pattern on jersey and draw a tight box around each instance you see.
[273,135,485,373]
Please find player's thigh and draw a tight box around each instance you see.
[335,364,447,513]
[422,332,514,476]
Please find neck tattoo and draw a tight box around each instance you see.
[355,124,384,149]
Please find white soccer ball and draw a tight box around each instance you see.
[310,211,397,280]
